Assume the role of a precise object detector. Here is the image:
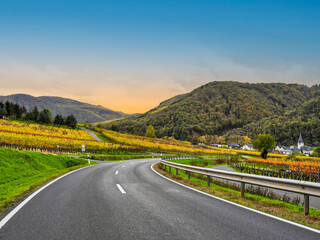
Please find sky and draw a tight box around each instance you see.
[0,0,320,113]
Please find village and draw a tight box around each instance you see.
[208,134,314,156]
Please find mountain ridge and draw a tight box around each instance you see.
[98,81,320,143]
[0,94,130,123]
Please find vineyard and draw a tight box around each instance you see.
[0,120,141,153]
[99,129,288,157]
[0,119,319,163]
[233,157,320,182]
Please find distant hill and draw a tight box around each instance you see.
[230,96,320,146]
[99,81,320,141]
[0,94,130,123]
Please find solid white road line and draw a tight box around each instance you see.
[115,171,119,175]
[151,163,320,235]
[116,184,126,194]
[0,165,95,230]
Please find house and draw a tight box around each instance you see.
[280,149,293,155]
[211,144,228,148]
[228,143,240,149]
[301,146,314,156]
[242,144,253,151]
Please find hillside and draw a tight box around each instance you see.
[0,148,89,211]
[230,96,320,146]
[99,81,320,141]
[0,94,130,123]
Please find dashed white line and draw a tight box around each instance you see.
[121,165,126,168]
[115,171,118,175]
[116,184,126,194]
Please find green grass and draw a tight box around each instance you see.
[0,148,93,212]
[155,163,320,229]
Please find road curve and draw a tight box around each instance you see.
[1,159,319,240]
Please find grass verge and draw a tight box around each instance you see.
[0,148,95,213]
[154,163,320,230]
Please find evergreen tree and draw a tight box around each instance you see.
[38,109,53,124]
[5,101,12,116]
[0,108,7,119]
[54,114,65,125]
[65,115,77,128]
[145,125,156,138]
[13,103,22,119]
[32,106,39,122]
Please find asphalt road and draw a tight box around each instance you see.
[1,159,319,240]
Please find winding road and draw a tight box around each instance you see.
[1,159,319,239]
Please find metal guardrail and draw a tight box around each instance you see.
[160,160,320,216]
[161,156,202,161]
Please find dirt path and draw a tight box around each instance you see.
[79,127,103,142]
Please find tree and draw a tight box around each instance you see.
[54,114,65,125]
[111,124,119,132]
[252,134,276,159]
[31,106,39,122]
[313,147,320,157]
[38,109,53,124]
[191,135,199,145]
[145,125,156,138]
[0,108,7,119]
[65,115,77,128]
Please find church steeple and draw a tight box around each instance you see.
[298,133,304,149]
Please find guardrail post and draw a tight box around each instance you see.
[241,182,245,197]
[207,176,210,187]
[164,165,167,171]
[176,168,178,175]
[187,171,190,179]
[304,194,309,216]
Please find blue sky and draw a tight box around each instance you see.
[0,0,319,112]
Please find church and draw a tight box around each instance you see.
[292,134,314,156]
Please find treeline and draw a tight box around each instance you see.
[228,96,320,146]
[0,101,77,128]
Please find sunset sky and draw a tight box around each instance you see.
[1,0,320,113]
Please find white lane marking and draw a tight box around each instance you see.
[0,165,95,230]
[151,163,320,234]
[121,165,126,168]
[115,171,119,175]
[116,184,126,194]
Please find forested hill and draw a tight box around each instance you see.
[0,94,130,123]
[230,96,320,146]
[99,81,320,140]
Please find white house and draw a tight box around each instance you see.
[242,144,253,151]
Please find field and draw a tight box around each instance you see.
[0,148,92,212]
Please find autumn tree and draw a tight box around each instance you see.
[252,134,276,159]
[313,147,320,157]
[145,125,156,138]
[191,135,199,145]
